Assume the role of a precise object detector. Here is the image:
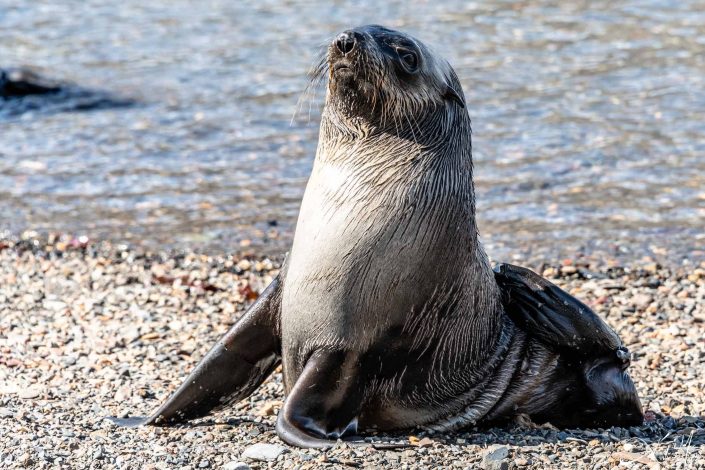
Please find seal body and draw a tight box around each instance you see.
[110,25,643,448]
[282,123,507,428]
[280,25,519,433]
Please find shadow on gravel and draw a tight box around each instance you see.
[0,67,136,119]
[165,417,265,428]
[120,413,705,450]
[450,415,705,449]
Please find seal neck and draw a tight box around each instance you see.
[319,103,471,168]
[316,104,476,213]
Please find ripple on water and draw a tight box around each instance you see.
[0,0,703,263]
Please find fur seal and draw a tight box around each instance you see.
[0,68,61,99]
[1,68,134,116]
[110,25,643,447]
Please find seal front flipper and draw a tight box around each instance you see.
[109,265,285,427]
[493,263,623,357]
[276,350,364,449]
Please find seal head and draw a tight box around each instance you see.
[320,24,465,130]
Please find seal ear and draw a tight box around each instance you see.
[443,85,465,108]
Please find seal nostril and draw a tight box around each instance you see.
[335,32,356,55]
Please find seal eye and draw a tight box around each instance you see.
[397,48,418,72]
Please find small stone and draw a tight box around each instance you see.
[43,299,67,311]
[18,387,42,399]
[561,265,578,275]
[114,385,131,402]
[0,382,19,395]
[241,443,287,462]
[124,327,141,343]
[222,462,251,470]
[4,358,21,367]
[237,259,252,271]
[482,445,509,470]
[610,451,659,468]
[257,401,280,416]
[402,450,416,459]
[198,460,210,468]
[632,293,653,309]
[417,437,434,447]
[643,263,659,273]
[542,267,558,277]
[19,452,32,466]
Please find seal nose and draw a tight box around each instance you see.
[335,31,357,55]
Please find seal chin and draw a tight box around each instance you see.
[332,61,354,77]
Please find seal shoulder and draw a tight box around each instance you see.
[493,263,622,357]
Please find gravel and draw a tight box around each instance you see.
[1,232,704,469]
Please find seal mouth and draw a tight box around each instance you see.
[332,61,353,75]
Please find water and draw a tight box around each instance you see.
[1,0,704,264]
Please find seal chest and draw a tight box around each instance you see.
[282,136,498,388]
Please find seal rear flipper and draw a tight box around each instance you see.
[276,350,364,449]
[581,355,643,427]
[493,263,623,357]
[494,263,644,427]
[109,267,285,427]
[523,353,644,428]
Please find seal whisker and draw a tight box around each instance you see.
[291,45,329,126]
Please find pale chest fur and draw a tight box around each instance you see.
[280,144,499,384]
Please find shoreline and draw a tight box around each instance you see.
[2,228,703,272]
[1,233,703,468]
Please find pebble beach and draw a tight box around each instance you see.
[3,0,705,468]
[1,233,703,469]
